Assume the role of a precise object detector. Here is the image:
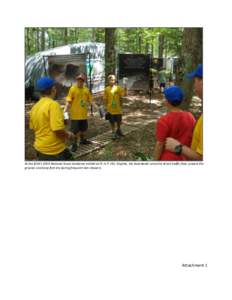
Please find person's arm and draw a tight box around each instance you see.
[154,117,167,160]
[154,141,164,160]
[165,137,203,161]
[88,90,94,116]
[28,109,34,130]
[103,90,108,111]
[64,102,70,113]
[64,86,74,112]
[63,102,71,125]
[90,104,93,116]
[182,145,203,160]
[54,129,74,140]
[124,86,128,97]
[120,86,127,106]
[50,102,74,140]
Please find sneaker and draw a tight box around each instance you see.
[80,139,92,145]
[112,132,118,140]
[116,128,124,137]
[70,143,78,152]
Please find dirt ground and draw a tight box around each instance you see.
[25,90,202,161]
[81,122,156,161]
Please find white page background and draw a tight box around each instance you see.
[0,1,232,299]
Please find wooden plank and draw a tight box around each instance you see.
[73,124,139,159]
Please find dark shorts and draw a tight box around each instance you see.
[36,148,73,161]
[160,82,166,88]
[71,120,88,134]
[108,114,122,124]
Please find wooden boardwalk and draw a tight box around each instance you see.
[72,113,164,159]
[72,124,139,159]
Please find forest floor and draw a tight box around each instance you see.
[25,90,202,161]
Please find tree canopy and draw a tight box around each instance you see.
[25,27,202,103]
[25,27,184,58]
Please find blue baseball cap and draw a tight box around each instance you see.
[36,77,55,91]
[186,64,203,78]
[163,85,184,105]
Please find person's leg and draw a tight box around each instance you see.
[116,115,124,136]
[36,151,57,161]
[57,148,74,160]
[109,114,115,132]
[161,83,166,93]
[80,120,92,144]
[37,149,74,161]
[70,120,79,152]
[116,119,121,130]
[76,131,81,144]
[109,114,117,140]
[80,130,89,144]
[111,122,115,133]
[116,120,122,136]
[160,83,163,93]
[111,121,117,140]
[80,131,85,141]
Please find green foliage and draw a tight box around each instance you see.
[25,27,184,57]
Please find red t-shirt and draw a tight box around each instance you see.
[156,111,196,160]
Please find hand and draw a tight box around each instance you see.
[67,131,75,140]
[64,119,70,126]
[165,137,181,152]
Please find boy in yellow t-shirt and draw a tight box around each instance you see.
[103,74,127,140]
[191,113,203,156]
[64,74,93,152]
[29,77,75,160]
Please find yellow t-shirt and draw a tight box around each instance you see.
[29,97,66,155]
[191,114,203,155]
[66,85,92,120]
[104,85,124,115]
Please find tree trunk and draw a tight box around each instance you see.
[26,28,30,55]
[31,28,35,53]
[92,28,96,42]
[125,28,130,52]
[145,43,149,54]
[178,27,203,108]
[41,27,46,51]
[151,37,154,57]
[48,31,52,48]
[158,34,165,58]
[74,28,79,43]
[137,29,142,54]
[64,28,68,44]
[36,28,40,52]
[64,28,68,45]
[164,40,168,68]
[105,28,117,85]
